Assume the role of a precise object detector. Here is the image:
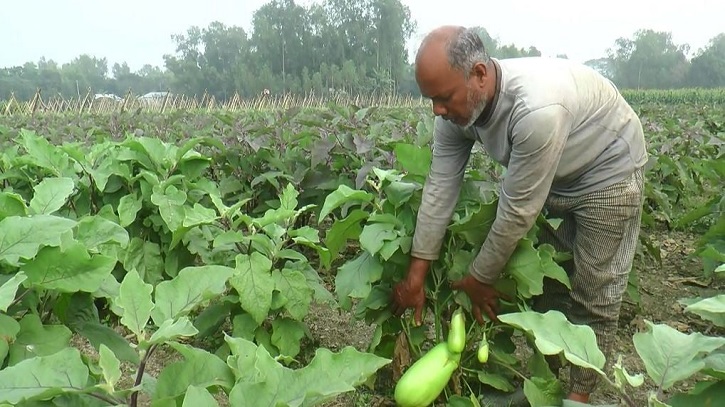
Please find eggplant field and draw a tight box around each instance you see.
[0,89,723,407]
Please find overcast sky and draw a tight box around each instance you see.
[1,0,721,71]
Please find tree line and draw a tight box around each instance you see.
[1,0,724,102]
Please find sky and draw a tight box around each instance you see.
[1,0,722,71]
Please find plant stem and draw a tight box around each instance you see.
[129,344,157,407]
[598,375,638,407]
[493,361,529,382]
[8,288,31,309]
[88,391,124,406]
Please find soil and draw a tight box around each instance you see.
[70,227,723,407]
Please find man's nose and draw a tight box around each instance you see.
[432,102,447,117]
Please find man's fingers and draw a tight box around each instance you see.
[472,305,485,326]
[483,303,498,323]
[414,303,424,326]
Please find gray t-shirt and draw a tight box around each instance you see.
[410,57,648,284]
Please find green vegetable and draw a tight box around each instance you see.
[447,307,466,354]
[477,332,489,364]
[394,342,461,407]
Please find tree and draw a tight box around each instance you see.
[607,29,690,89]
[585,58,615,80]
[250,0,310,92]
[471,26,541,59]
[163,22,250,98]
[688,33,725,88]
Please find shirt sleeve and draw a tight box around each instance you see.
[410,117,474,260]
[469,104,574,284]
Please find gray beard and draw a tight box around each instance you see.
[462,92,488,130]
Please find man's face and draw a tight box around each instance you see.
[416,52,488,129]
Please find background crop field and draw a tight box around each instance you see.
[0,89,722,407]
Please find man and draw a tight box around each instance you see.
[390,25,648,403]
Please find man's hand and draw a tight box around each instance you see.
[451,275,508,324]
[391,257,430,326]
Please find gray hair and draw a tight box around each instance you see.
[446,27,490,77]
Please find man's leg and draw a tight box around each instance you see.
[567,168,645,399]
[531,198,577,376]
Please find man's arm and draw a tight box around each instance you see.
[468,104,573,284]
[411,117,474,260]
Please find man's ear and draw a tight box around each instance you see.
[472,62,488,84]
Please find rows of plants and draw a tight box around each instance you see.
[0,102,722,406]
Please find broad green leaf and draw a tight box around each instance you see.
[147,317,199,346]
[271,317,306,358]
[449,200,498,247]
[98,344,121,391]
[225,336,390,407]
[122,238,164,284]
[501,238,569,298]
[383,181,420,207]
[477,372,515,392]
[115,269,154,339]
[8,314,72,366]
[154,342,235,400]
[445,395,476,407]
[183,203,219,228]
[21,242,116,293]
[123,136,169,171]
[28,177,75,215]
[117,193,142,227]
[0,272,26,312]
[702,349,725,379]
[151,184,187,232]
[393,142,432,177]
[16,129,71,177]
[379,236,408,260]
[175,136,225,163]
[538,244,571,289]
[498,310,606,373]
[335,252,384,310]
[448,250,476,281]
[230,253,274,325]
[522,376,564,407]
[53,292,100,332]
[0,192,27,220]
[0,314,20,364]
[681,295,725,327]
[359,223,397,255]
[182,385,220,407]
[0,347,89,405]
[75,215,129,249]
[633,320,725,390]
[152,265,235,325]
[289,225,320,244]
[318,185,374,223]
[0,215,77,267]
[667,380,725,407]
[325,209,368,260]
[76,322,139,364]
[273,268,313,321]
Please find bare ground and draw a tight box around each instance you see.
[71,228,722,406]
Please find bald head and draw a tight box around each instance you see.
[416,26,465,61]
[416,25,490,77]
